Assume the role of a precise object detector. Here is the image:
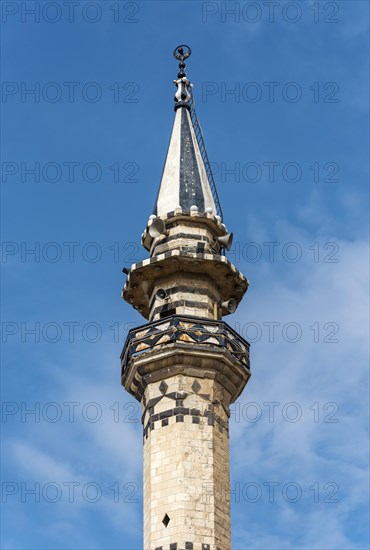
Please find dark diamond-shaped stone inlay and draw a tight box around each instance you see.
[159,381,168,394]
[162,513,170,527]
[191,379,201,393]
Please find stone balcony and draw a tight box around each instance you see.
[121,315,251,403]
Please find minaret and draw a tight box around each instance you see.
[121,45,251,550]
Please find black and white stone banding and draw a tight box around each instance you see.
[154,545,221,550]
[143,404,229,440]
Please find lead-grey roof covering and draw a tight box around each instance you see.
[153,107,217,217]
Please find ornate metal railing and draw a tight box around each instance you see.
[121,315,250,374]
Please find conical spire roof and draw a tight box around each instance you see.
[153,45,222,220]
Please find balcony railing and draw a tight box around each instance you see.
[121,315,250,375]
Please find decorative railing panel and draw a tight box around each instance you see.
[121,315,250,374]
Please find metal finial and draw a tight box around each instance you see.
[173,45,192,111]
[173,44,192,78]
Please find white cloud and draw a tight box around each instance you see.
[228,229,369,549]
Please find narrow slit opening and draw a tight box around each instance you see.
[160,308,176,319]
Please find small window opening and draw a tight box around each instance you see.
[160,308,176,319]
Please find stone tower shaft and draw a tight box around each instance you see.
[121,46,251,550]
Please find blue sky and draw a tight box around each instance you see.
[1,1,369,549]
